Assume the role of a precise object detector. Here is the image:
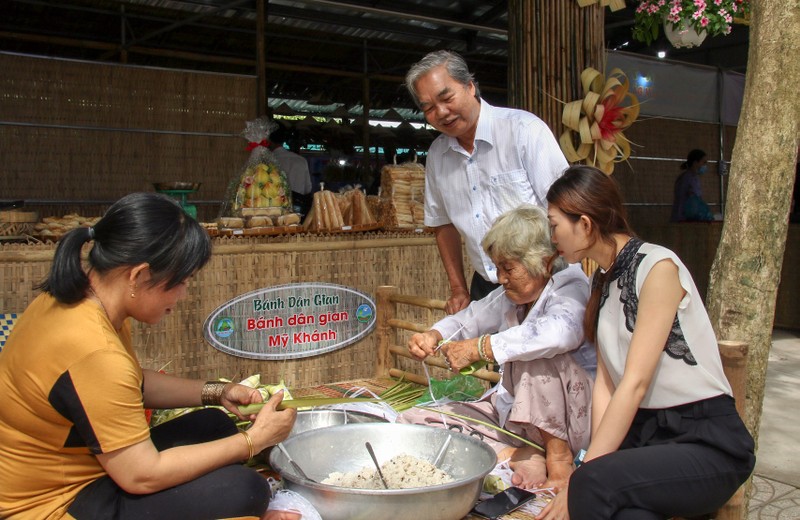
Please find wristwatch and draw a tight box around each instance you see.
[574,449,587,468]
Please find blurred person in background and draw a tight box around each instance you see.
[671,149,714,222]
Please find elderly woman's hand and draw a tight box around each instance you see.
[408,330,442,360]
[441,339,481,372]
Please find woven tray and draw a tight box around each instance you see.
[0,210,38,238]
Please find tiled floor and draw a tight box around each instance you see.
[748,476,800,519]
[747,330,800,520]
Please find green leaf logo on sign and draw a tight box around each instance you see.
[203,283,376,360]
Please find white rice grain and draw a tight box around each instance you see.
[322,453,453,489]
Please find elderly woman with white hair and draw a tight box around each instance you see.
[400,204,595,491]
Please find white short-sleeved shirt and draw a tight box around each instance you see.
[596,239,732,409]
[432,263,595,425]
[272,146,312,195]
[423,100,568,282]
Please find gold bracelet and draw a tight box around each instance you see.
[477,334,491,362]
[201,381,227,406]
[238,430,255,461]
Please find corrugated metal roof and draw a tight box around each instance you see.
[1,0,748,120]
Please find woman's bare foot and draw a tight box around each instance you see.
[501,446,548,489]
[543,457,573,491]
[541,431,574,492]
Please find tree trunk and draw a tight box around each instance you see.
[706,0,799,494]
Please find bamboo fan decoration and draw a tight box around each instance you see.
[576,0,626,11]
[559,67,640,175]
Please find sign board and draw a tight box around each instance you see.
[204,283,376,360]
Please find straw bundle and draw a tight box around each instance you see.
[379,162,426,229]
[302,190,346,232]
[337,188,378,227]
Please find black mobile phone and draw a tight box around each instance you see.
[470,487,537,519]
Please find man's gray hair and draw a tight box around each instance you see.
[405,50,481,107]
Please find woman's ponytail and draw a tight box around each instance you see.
[37,226,94,303]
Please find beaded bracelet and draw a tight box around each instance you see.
[477,334,491,362]
[201,381,227,406]
[239,429,255,461]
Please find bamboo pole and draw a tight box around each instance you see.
[0,235,438,263]
[256,0,267,115]
[389,293,446,311]
[387,318,430,334]
[507,0,605,135]
[375,285,396,378]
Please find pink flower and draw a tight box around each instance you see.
[692,10,704,19]
[700,16,709,26]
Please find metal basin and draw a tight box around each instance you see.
[289,409,388,437]
[269,423,496,520]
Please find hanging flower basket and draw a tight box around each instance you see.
[632,0,751,47]
[663,18,707,48]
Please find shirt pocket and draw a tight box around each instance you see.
[488,169,533,211]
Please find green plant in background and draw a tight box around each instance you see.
[632,0,751,45]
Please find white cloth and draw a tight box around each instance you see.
[423,100,568,282]
[431,263,595,426]
[272,146,312,195]
[596,241,732,409]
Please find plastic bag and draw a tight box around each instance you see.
[267,489,322,520]
[217,117,296,228]
[415,374,485,404]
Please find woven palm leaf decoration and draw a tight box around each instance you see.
[575,0,626,12]
[559,67,640,175]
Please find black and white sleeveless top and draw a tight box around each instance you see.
[595,239,731,408]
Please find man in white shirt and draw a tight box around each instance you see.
[405,50,568,314]
[269,124,313,213]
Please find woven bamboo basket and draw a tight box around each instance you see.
[0,210,38,238]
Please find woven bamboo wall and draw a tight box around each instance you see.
[0,232,455,387]
[614,118,738,226]
[634,223,800,331]
[0,52,255,212]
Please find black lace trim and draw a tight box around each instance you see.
[597,238,697,366]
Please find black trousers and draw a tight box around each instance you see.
[469,272,501,302]
[568,395,755,520]
[68,408,270,520]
